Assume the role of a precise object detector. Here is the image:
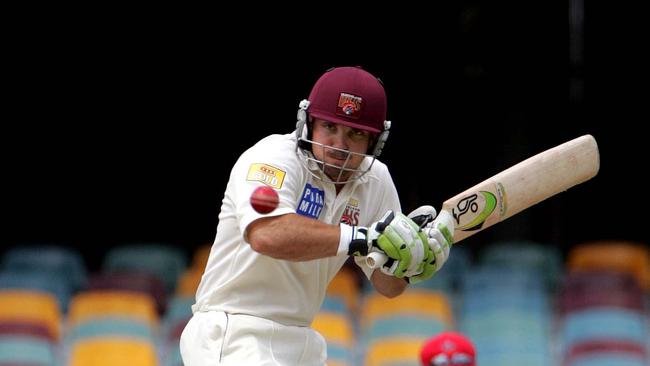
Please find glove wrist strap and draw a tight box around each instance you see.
[338,223,369,256]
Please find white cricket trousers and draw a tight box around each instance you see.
[180,310,327,365]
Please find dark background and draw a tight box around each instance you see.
[2,3,646,271]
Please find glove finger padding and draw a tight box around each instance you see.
[407,205,437,227]
[374,212,426,278]
[424,210,455,271]
[406,210,455,284]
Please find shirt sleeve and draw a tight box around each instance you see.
[231,137,302,240]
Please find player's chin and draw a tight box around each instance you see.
[324,166,355,182]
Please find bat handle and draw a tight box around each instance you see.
[366,251,388,269]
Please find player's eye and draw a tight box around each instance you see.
[349,129,370,141]
[322,122,336,131]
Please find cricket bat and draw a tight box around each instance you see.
[366,134,600,269]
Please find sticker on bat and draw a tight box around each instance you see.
[452,191,497,231]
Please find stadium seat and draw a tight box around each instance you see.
[103,243,187,293]
[175,267,203,297]
[0,322,53,342]
[559,308,648,353]
[191,244,212,270]
[563,339,648,366]
[0,271,73,312]
[1,245,87,291]
[67,337,158,366]
[0,336,56,366]
[320,295,348,315]
[480,240,562,287]
[326,267,361,315]
[557,271,645,315]
[87,271,167,314]
[364,315,446,342]
[362,290,454,329]
[0,290,61,340]
[567,241,650,289]
[64,317,155,345]
[67,290,158,329]
[326,342,355,366]
[312,312,355,346]
[365,337,425,366]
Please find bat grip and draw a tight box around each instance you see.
[366,251,388,269]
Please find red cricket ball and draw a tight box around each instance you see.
[250,186,279,214]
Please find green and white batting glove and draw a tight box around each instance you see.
[339,210,430,279]
[406,208,455,284]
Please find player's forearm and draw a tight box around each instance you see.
[245,213,339,261]
[371,269,407,298]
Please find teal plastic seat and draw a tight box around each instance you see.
[320,295,348,315]
[64,317,155,345]
[560,308,648,350]
[103,243,187,293]
[327,342,354,365]
[480,240,562,286]
[0,336,56,365]
[161,295,194,340]
[1,245,87,291]
[363,315,446,343]
[477,351,550,366]
[0,270,73,312]
[569,355,647,366]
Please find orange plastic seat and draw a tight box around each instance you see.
[192,244,212,271]
[0,290,61,340]
[68,337,158,366]
[175,268,203,297]
[365,337,425,366]
[67,290,158,328]
[568,241,650,289]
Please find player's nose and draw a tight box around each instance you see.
[329,130,349,150]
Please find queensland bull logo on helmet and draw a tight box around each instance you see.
[337,93,363,119]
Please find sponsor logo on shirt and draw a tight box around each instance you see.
[297,183,324,219]
[246,163,286,189]
[341,198,360,226]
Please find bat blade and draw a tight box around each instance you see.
[444,134,600,243]
[366,134,599,269]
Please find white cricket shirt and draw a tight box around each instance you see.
[194,133,401,326]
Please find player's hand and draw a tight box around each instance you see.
[407,209,455,284]
[348,210,430,278]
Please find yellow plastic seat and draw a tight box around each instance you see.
[311,312,355,346]
[568,241,650,289]
[68,337,158,366]
[326,267,360,314]
[67,290,158,328]
[365,337,425,366]
[361,289,454,329]
[327,361,352,366]
[0,290,61,340]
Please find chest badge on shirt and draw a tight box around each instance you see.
[341,198,361,226]
[297,183,324,219]
[246,163,286,189]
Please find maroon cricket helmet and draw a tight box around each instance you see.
[307,66,387,134]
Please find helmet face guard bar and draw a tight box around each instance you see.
[295,137,376,184]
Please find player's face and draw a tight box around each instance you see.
[311,118,372,181]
